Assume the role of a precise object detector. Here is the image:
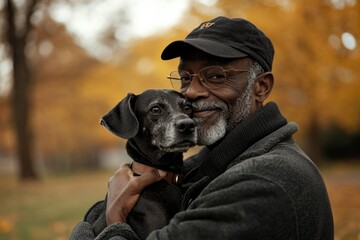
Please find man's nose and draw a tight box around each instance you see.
[184,75,208,100]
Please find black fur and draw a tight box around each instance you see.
[100,89,197,239]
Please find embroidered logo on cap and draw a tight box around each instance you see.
[199,22,214,29]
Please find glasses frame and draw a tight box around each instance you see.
[167,66,249,92]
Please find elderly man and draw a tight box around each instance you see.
[71,16,334,240]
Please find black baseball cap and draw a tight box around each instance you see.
[161,16,274,72]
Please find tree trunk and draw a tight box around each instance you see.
[6,0,38,180]
[12,39,37,180]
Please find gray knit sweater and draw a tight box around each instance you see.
[70,102,334,240]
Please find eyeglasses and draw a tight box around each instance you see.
[167,66,249,92]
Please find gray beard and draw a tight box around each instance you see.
[195,88,253,146]
[227,87,252,131]
[195,115,227,146]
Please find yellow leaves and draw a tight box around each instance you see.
[0,218,13,234]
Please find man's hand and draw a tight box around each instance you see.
[106,163,162,225]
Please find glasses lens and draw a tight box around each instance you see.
[169,71,181,91]
[199,66,226,89]
[169,70,191,92]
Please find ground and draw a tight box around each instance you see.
[321,161,360,240]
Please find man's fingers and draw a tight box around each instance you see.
[105,165,163,225]
[129,169,162,194]
[108,165,162,195]
[109,164,132,182]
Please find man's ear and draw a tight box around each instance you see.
[254,72,274,104]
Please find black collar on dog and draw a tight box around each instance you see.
[126,139,184,174]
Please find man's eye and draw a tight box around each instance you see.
[207,73,226,82]
[150,106,162,114]
[180,76,191,82]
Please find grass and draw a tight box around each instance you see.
[0,162,359,240]
[321,161,360,240]
[0,170,111,240]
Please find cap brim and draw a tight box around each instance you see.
[161,38,248,60]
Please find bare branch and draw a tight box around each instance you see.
[5,0,16,45]
[23,0,39,38]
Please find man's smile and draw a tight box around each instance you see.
[193,108,221,118]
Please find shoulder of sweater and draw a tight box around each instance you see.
[227,138,315,178]
[219,137,324,195]
[200,149,320,211]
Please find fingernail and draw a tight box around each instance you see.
[158,170,167,178]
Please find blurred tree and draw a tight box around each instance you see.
[3,0,39,180]
[1,0,358,174]
[30,16,103,172]
[0,0,131,174]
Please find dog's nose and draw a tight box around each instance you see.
[176,119,195,134]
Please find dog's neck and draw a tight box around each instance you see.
[126,138,183,173]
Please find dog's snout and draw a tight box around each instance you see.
[176,119,195,134]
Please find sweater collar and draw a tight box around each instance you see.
[196,102,287,180]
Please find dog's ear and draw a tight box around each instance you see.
[100,93,139,139]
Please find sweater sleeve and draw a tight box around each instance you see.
[70,200,141,240]
[70,221,140,240]
[148,170,298,240]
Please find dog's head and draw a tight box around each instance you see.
[100,89,197,153]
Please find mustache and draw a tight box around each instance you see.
[192,100,227,111]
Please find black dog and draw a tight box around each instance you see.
[100,89,197,239]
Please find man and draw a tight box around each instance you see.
[71,16,334,239]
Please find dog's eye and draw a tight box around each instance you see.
[150,106,162,115]
[183,105,193,115]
